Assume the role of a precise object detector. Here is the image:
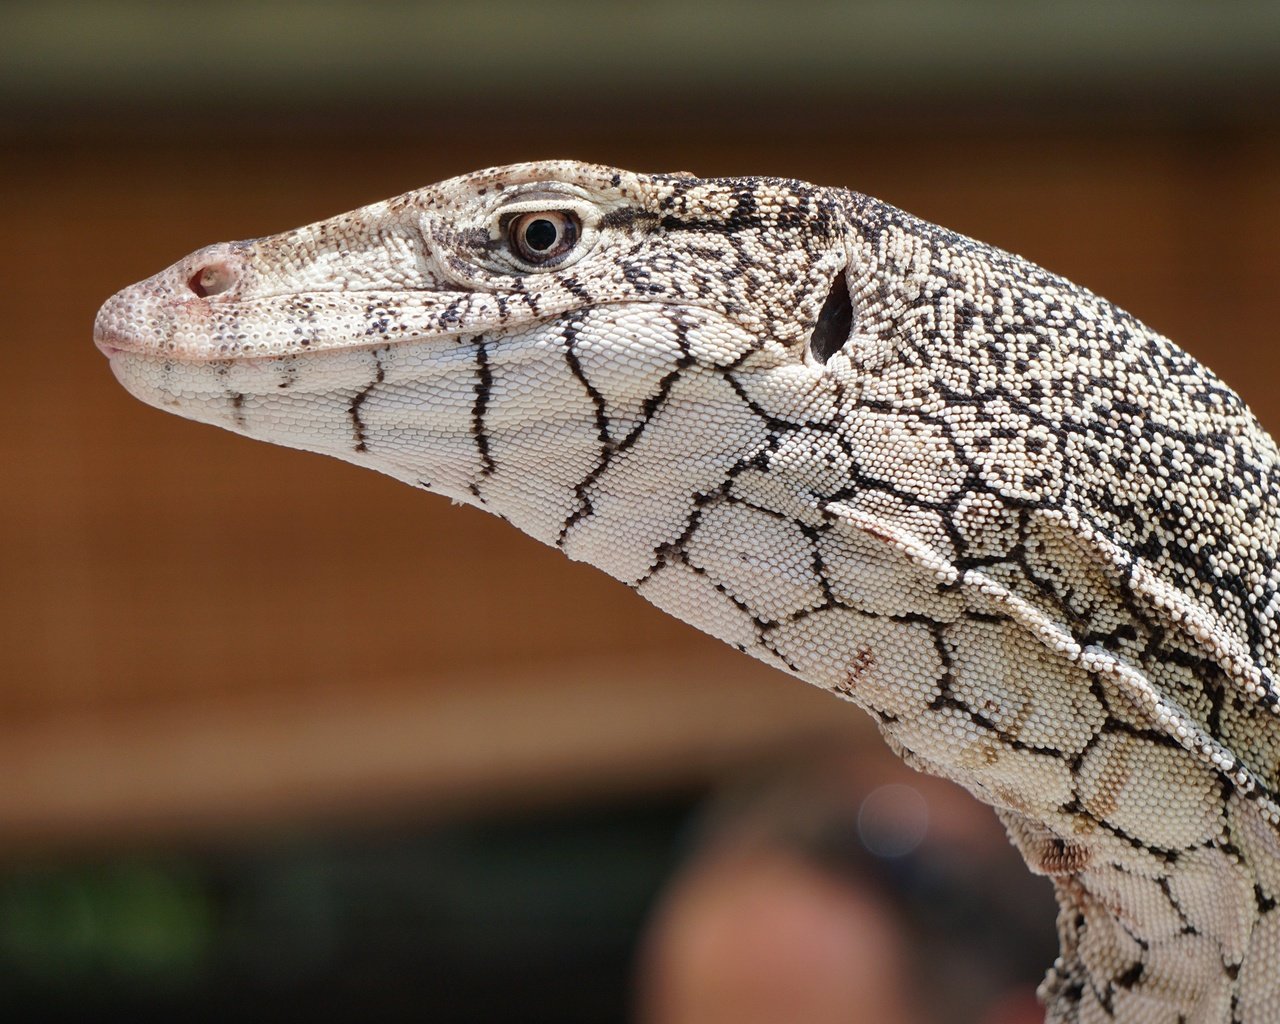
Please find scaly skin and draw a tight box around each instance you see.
[95,161,1280,1022]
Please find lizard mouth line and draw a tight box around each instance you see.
[92,322,467,365]
[93,292,692,365]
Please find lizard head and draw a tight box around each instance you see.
[94,163,1280,1020]
[94,160,865,558]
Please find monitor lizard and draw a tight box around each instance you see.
[94,160,1280,1023]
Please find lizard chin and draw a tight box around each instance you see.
[101,330,549,510]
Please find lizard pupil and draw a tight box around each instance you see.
[524,219,559,251]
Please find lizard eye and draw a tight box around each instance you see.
[507,210,580,266]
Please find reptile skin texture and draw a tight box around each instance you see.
[95,161,1280,1023]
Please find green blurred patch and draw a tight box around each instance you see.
[0,862,211,986]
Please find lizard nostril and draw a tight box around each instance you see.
[188,262,235,298]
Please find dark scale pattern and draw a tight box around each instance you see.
[96,160,1280,1023]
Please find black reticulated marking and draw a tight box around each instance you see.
[349,350,387,453]
[562,322,610,446]
[1153,875,1197,934]
[558,320,696,548]
[472,336,496,478]
[807,267,854,364]
[721,370,838,435]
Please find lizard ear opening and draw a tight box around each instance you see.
[808,267,854,364]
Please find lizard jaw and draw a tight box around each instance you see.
[92,245,611,366]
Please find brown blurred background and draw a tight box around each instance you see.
[1,1,1278,1021]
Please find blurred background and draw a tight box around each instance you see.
[2,1,1277,1020]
